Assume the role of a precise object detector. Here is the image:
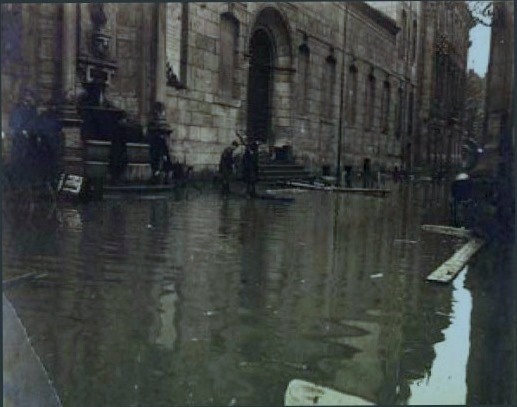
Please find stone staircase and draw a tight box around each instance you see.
[258,162,314,184]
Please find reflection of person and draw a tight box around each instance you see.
[219,141,238,195]
[242,142,259,197]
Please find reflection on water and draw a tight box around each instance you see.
[408,268,471,405]
[2,184,511,405]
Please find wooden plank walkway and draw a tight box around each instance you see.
[284,181,390,196]
[426,238,485,283]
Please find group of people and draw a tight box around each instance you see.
[7,93,62,192]
[109,121,185,186]
[219,140,259,197]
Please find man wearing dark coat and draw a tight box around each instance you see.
[109,114,128,184]
[242,142,259,197]
[8,91,38,186]
[149,131,173,184]
[219,141,238,195]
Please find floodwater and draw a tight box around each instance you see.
[2,183,514,406]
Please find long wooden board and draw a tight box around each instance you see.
[284,181,390,195]
[426,238,485,283]
[285,379,374,406]
[421,224,472,238]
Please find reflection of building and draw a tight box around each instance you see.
[1,2,471,179]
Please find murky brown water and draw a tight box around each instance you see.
[3,183,514,406]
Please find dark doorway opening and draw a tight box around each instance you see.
[247,29,274,144]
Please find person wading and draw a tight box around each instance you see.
[219,141,238,195]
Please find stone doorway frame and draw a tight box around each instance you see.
[245,6,294,148]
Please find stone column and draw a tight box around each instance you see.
[60,3,83,175]
[155,3,167,104]
[148,3,171,135]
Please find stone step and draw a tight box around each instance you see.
[259,163,305,170]
[259,171,313,178]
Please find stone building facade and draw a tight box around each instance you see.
[464,69,486,143]
[484,0,514,147]
[412,1,473,174]
[1,2,472,180]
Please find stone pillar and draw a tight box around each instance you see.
[148,3,171,135]
[60,3,83,175]
[155,3,167,104]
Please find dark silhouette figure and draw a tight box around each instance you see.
[149,132,173,184]
[344,165,353,188]
[8,93,38,187]
[109,115,128,185]
[242,142,259,197]
[392,166,401,183]
[219,141,238,195]
[35,106,62,189]
[362,158,372,188]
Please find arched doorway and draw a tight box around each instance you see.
[247,28,274,144]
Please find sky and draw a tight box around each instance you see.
[467,13,492,77]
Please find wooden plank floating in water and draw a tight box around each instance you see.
[426,238,485,283]
[421,224,472,238]
[285,379,374,406]
[284,181,390,196]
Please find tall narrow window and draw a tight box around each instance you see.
[407,89,414,136]
[365,73,376,130]
[396,87,404,138]
[346,65,358,125]
[322,54,336,119]
[399,10,407,59]
[166,3,189,87]
[219,13,239,98]
[298,43,310,114]
[381,80,390,133]
[412,20,417,63]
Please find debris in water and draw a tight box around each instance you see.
[370,273,383,279]
[147,224,153,229]
[394,239,418,244]
[204,311,216,317]
[228,397,237,406]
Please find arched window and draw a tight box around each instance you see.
[219,13,240,98]
[381,80,390,133]
[346,65,358,125]
[298,43,310,114]
[365,73,376,130]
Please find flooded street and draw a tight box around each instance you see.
[3,184,514,406]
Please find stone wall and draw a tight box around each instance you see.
[0,2,473,178]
